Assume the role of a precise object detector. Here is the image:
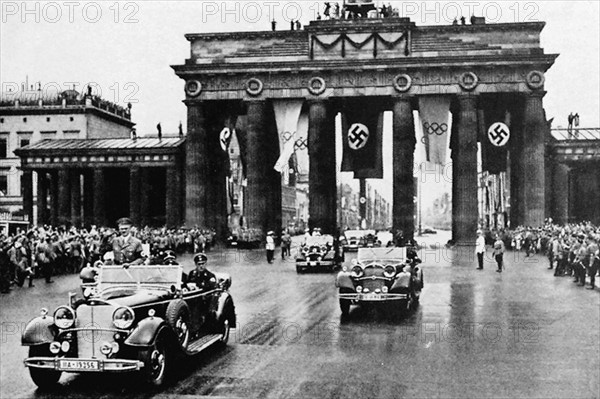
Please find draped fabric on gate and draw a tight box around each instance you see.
[272,100,304,172]
[418,96,451,165]
[234,116,248,179]
[341,103,384,179]
[295,112,309,177]
[480,99,510,174]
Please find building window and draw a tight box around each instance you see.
[21,139,30,147]
[0,175,7,196]
[46,117,51,122]
[70,117,74,121]
[23,117,27,122]
[63,130,80,139]
[0,137,7,158]
[40,131,57,140]
[0,118,4,123]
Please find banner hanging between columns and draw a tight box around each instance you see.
[272,99,304,172]
[295,112,309,177]
[481,105,510,174]
[341,104,384,179]
[418,96,451,165]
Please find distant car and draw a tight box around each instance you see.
[296,235,340,273]
[342,229,377,251]
[21,264,236,389]
[422,227,437,234]
[335,247,423,317]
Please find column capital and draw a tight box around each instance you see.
[524,90,547,99]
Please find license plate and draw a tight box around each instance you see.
[58,360,100,371]
[359,293,382,300]
[309,261,319,266]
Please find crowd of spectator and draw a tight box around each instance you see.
[486,220,600,290]
[0,225,217,294]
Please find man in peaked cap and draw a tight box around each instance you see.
[186,253,216,291]
[113,217,145,267]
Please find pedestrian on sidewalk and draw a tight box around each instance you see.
[281,230,291,260]
[476,230,486,270]
[493,235,505,272]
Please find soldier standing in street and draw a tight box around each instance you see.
[266,231,275,264]
[493,235,505,273]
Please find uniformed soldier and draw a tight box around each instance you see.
[185,253,216,291]
[585,235,599,290]
[112,218,145,266]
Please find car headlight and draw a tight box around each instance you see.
[384,265,397,278]
[53,306,75,329]
[112,306,135,329]
[351,265,364,278]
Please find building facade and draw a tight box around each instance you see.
[0,89,134,220]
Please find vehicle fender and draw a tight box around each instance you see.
[216,293,236,326]
[124,316,167,347]
[21,316,57,346]
[335,273,354,290]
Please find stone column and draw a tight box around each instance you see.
[58,169,71,226]
[308,100,337,235]
[82,171,94,227]
[552,163,569,225]
[49,171,59,226]
[453,95,479,245]
[245,100,270,232]
[165,165,180,227]
[70,170,81,227]
[521,93,546,227]
[129,166,141,225]
[21,170,34,224]
[93,168,106,227]
[140,168,151,227]
[392,97,416,239]
[185,102,208,227]
[36,171,48,226]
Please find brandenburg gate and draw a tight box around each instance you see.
[172,17,557,245]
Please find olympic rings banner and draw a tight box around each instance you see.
[272,100,304,173]
[418,96,451,165]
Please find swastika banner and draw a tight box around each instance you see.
[479,98,510,174]
[341,103,383,179]
[418,96,451,165]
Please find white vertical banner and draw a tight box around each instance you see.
[418,96,451,165]
[273,100,303,172]
[295,111,309,176]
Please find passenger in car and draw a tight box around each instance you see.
[185,253,216,291]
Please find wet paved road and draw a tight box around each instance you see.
[1,235,599,398]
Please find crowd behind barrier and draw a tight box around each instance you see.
[485,220,600,290]
[0,225,218,294]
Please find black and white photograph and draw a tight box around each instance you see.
[1,1,599,398]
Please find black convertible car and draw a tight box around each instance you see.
[21,264,236,388]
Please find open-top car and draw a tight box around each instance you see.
[21,264,236,389]
[335,247,423,317]
[296,235,340,273]
[342,229,375,252]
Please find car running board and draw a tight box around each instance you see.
[185,334,223,354]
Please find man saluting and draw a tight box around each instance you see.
[113,218,145,266]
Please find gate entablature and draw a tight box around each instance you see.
[173,19,557,100]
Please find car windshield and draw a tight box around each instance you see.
[98,265,182,290]
[345,230,364,239]
[357,247,407,264]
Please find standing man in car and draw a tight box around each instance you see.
[113,218,146,266]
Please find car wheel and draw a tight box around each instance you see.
[139,331,170,387]
[165,300,190,350]
[296,266,304,274]
[28,345,61,389]
[339,299,351,316]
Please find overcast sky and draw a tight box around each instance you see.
[1,1,599,204]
